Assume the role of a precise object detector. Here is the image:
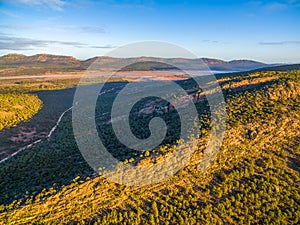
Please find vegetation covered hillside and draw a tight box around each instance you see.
[0,69,299,224]
[0,54,270,76]
[0,94,42,131]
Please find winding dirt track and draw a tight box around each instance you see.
[0,70,188,164]
[0,105,74,164]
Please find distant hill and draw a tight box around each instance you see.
[0,54,273,75]
[251,63,300,72]
[81,56,269,71]
[0,54,82,76]
[0,54,80,66]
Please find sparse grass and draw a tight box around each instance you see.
[0,78,80,94]
[0,69,299,224]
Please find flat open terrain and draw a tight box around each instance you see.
[0,70,188,82]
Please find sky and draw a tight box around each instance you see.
[0,0,300,63]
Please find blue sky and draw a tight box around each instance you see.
[0,0,299,63]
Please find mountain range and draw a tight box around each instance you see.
[0,54,276,73]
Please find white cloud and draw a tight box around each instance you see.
[0,9,21,18]
[0,34,116,50]
[0,35,84,50]
[7,0,66,11]
[264,2,288,11]
[247,0,300,12]
[61,25,106,34]
[266,0,300,11]
[259,41,300,45]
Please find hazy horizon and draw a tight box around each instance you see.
[0,52,295,65]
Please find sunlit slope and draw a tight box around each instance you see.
[0,94,42,131]
[0,70,299,224]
